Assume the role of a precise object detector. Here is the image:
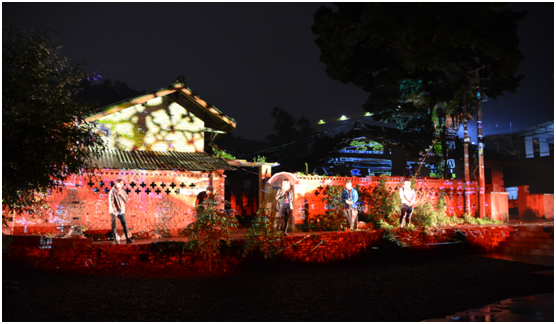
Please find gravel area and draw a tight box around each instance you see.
[2,255,553,322]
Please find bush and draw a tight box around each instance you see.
[357,175,401,230]
[313,185,347,231]
[179,194,238,271]
[412,189,449,228]
[243,207,283,259]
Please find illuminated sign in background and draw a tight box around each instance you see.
[96,97,205,152]
[341,139,385,154]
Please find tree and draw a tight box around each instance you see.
[266,107,300,146]
[264,107,346,173]
[78,78,146,109]
[312,3,526,135]
[2,24,105,212]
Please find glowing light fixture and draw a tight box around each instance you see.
[318,119,326,124]
[339,115,348,121]
[364,112,373,116]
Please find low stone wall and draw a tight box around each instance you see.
[3,225,514,276]
[4,169,226,236]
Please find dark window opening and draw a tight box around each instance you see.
[485,168,492,185]
[533,138,540,158]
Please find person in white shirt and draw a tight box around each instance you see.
[399,180,416,228]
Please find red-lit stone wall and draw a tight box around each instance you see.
[486,164,505,193]
[486,192,509,222]
[6,169,226,235]
[526,194,554,219]
[516,185,555,219]
[275,176,480,225]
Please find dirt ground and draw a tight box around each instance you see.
[2,254,553,322]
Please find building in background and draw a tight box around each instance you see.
[484,120,554,219]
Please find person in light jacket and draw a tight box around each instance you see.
[342,179,359,231]
[275,179,294,236]
[109,179,134,244]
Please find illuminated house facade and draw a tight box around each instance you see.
[9,81,239,235]
[87,81,236,152]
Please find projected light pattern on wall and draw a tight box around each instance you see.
[96,97,205,152]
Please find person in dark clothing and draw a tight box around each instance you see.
[109,179,134,244]
[195,186,214,213]
[275,179,294,236]
[196,186,214,206]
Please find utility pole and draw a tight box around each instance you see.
[463,93,471,216]
[468,66,489,218]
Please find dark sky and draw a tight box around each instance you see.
[4,2,554,142]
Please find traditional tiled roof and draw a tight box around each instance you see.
[92,149,235,172]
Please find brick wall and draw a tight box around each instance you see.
[6,169,226,235]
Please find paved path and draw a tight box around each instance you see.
[425,219,554,322]
[423,293,553,322]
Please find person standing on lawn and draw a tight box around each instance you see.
[399,180,416,228]
[109,179,134,244]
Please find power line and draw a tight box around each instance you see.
[482,76,554,116]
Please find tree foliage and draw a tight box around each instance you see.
[266,107,316,147]
[2,23,105,212]
[312,3,526,132]
[79,78,146,109]
[266,107,341,172]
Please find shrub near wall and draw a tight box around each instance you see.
[8,170,225,236]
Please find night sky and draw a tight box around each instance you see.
[4,2,554,142]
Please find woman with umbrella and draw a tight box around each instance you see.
[268,172,298,236]
[275,178,294,236]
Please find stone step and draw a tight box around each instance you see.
[498,246,554,257]
[505,236,554,244]
[513,226,554,233]
[497,241,554,250]
[513,231,553,238]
